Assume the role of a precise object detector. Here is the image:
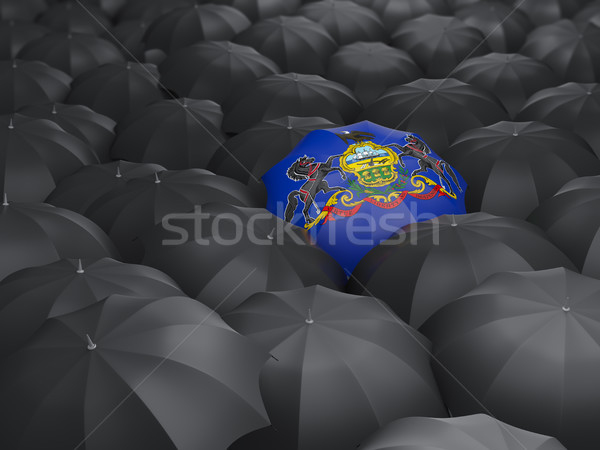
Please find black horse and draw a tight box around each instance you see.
[285,154,346,224]
[390,135,462,196]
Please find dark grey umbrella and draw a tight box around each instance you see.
[358,414,567,450]
[359,78,508,157]
[116,0,194,23]
[0,59,71,114]
[371,0,450,34]
[37,1,112,36]
[528,175,600,278]
[233,15,338,76]
[223,73,361,134]
[223,285,448,450]
[110,98,225,170]
[514,0,586,26]
[46,160,165,214]
[452,53,560,119]
[0,294,269,449]
[421,267,600,450]
[391,14,490,78]
[0,200,119,281]
[86,169,263,262]
[0,257,183,358]
[109,18,149,61]
[17,32,126,78]
[82,0,127,19]
[445,121,600,219]
[325,41,423,107]
[516,82,600,158]
[0,113,99,203]
[143,4,251,54]
[520,19,600,83]
[574,0,600,27]
[141,202,347,313]
[0,20,48,59]
[66,62,163,122]
[347,213,577,329]
[0,0,46,21]
[19,102,116,163]
[159,41,280,106]
[298,0,386,45]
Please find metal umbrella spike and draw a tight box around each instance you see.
[85,333,96,350]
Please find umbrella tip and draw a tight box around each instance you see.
[267,227,275,240]
[154,172,161,183]
[451,214,457,227]
[11,59,16,69]
[2,193,8,206]
[562,296,571,312]
[8,116,14,129]
[115,163,122,178]
[76,259,84,274]
[51,104,57,115]
[86,334,97,350]
[305,308,314,324]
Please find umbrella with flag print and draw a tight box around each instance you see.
[262,120,467,272]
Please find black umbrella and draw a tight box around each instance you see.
[209,0,301,22]
[109,19,149,62]
[116,0,194,24]
[347,213,577,329]
[85,169,263,262]
[0,257,183,358]
[223,73,361,134]
[446,121,600,219]
[0,20,48,59]
[159,41,280,106]
[0,0,46,21]
[66,62,164,122]
[233,15,338,76]
[298,0,386,45]
[359,78,508,157]
[421,267,600,450]
[0,59,71,114]
[358,414,567,450]
[516,82,600,158]
[528,175,600,278]
[0,200,119,281]
[46,160,165,213]
[325,41,423,107]
[19,102,116,163]
[144,4,251,54]
[520,19,600,83]
[0,294,269,449]
[454,1,533,53]
[514,0,586,26]
[574,0,600,27]
[17,32,126,78]
[0,113,99,203]
[447,0,490,12]
[224,285,448,450]
[110,98,225,170]
[37,1,112,36]
[391,14,490,79]
[82,0,127,19]
[371,0,450,34]
[142,202,347,313]
[452,53,561,119]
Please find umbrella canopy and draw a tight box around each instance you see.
[0,20,48,59]
[528,175,600,277]
[233,15,338,76]
[110,18,149,61]
[454,1,533,53]
[46,160,165,214]
[143,4,251,54]
[360,78,508,157]
[358,414,567,450]
[116,0,194,23]
[520,19,600,83]
[0,113,99,203]
[514,0,586,26]
[86,169,263,262]
[37,1,112,36]
[66,62,164,122]
[110,98,226,170]
[0,59,71,114]
[516,82,600,158]
[223,285,448,450]
[17,32,126,78]
[158,41,280,105]
[445,121,600,219]
[452,53,561,119]
[81,0,127,19]
[0,294,269,449]
[223,73,361,134]
[19,103,116,163]
[0,0,47,21]
[574,0,600,27]
[141,202,347,314]
[298,0,386,45]
[325,41,423,107]
[421,267,600,450]
[0,200,119,281]
[207,0,301,22]
[391,14,490,78]
[347,213,577,329]
[0,257,183,358]
[263,120,467,272]
[371,0,450,34]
